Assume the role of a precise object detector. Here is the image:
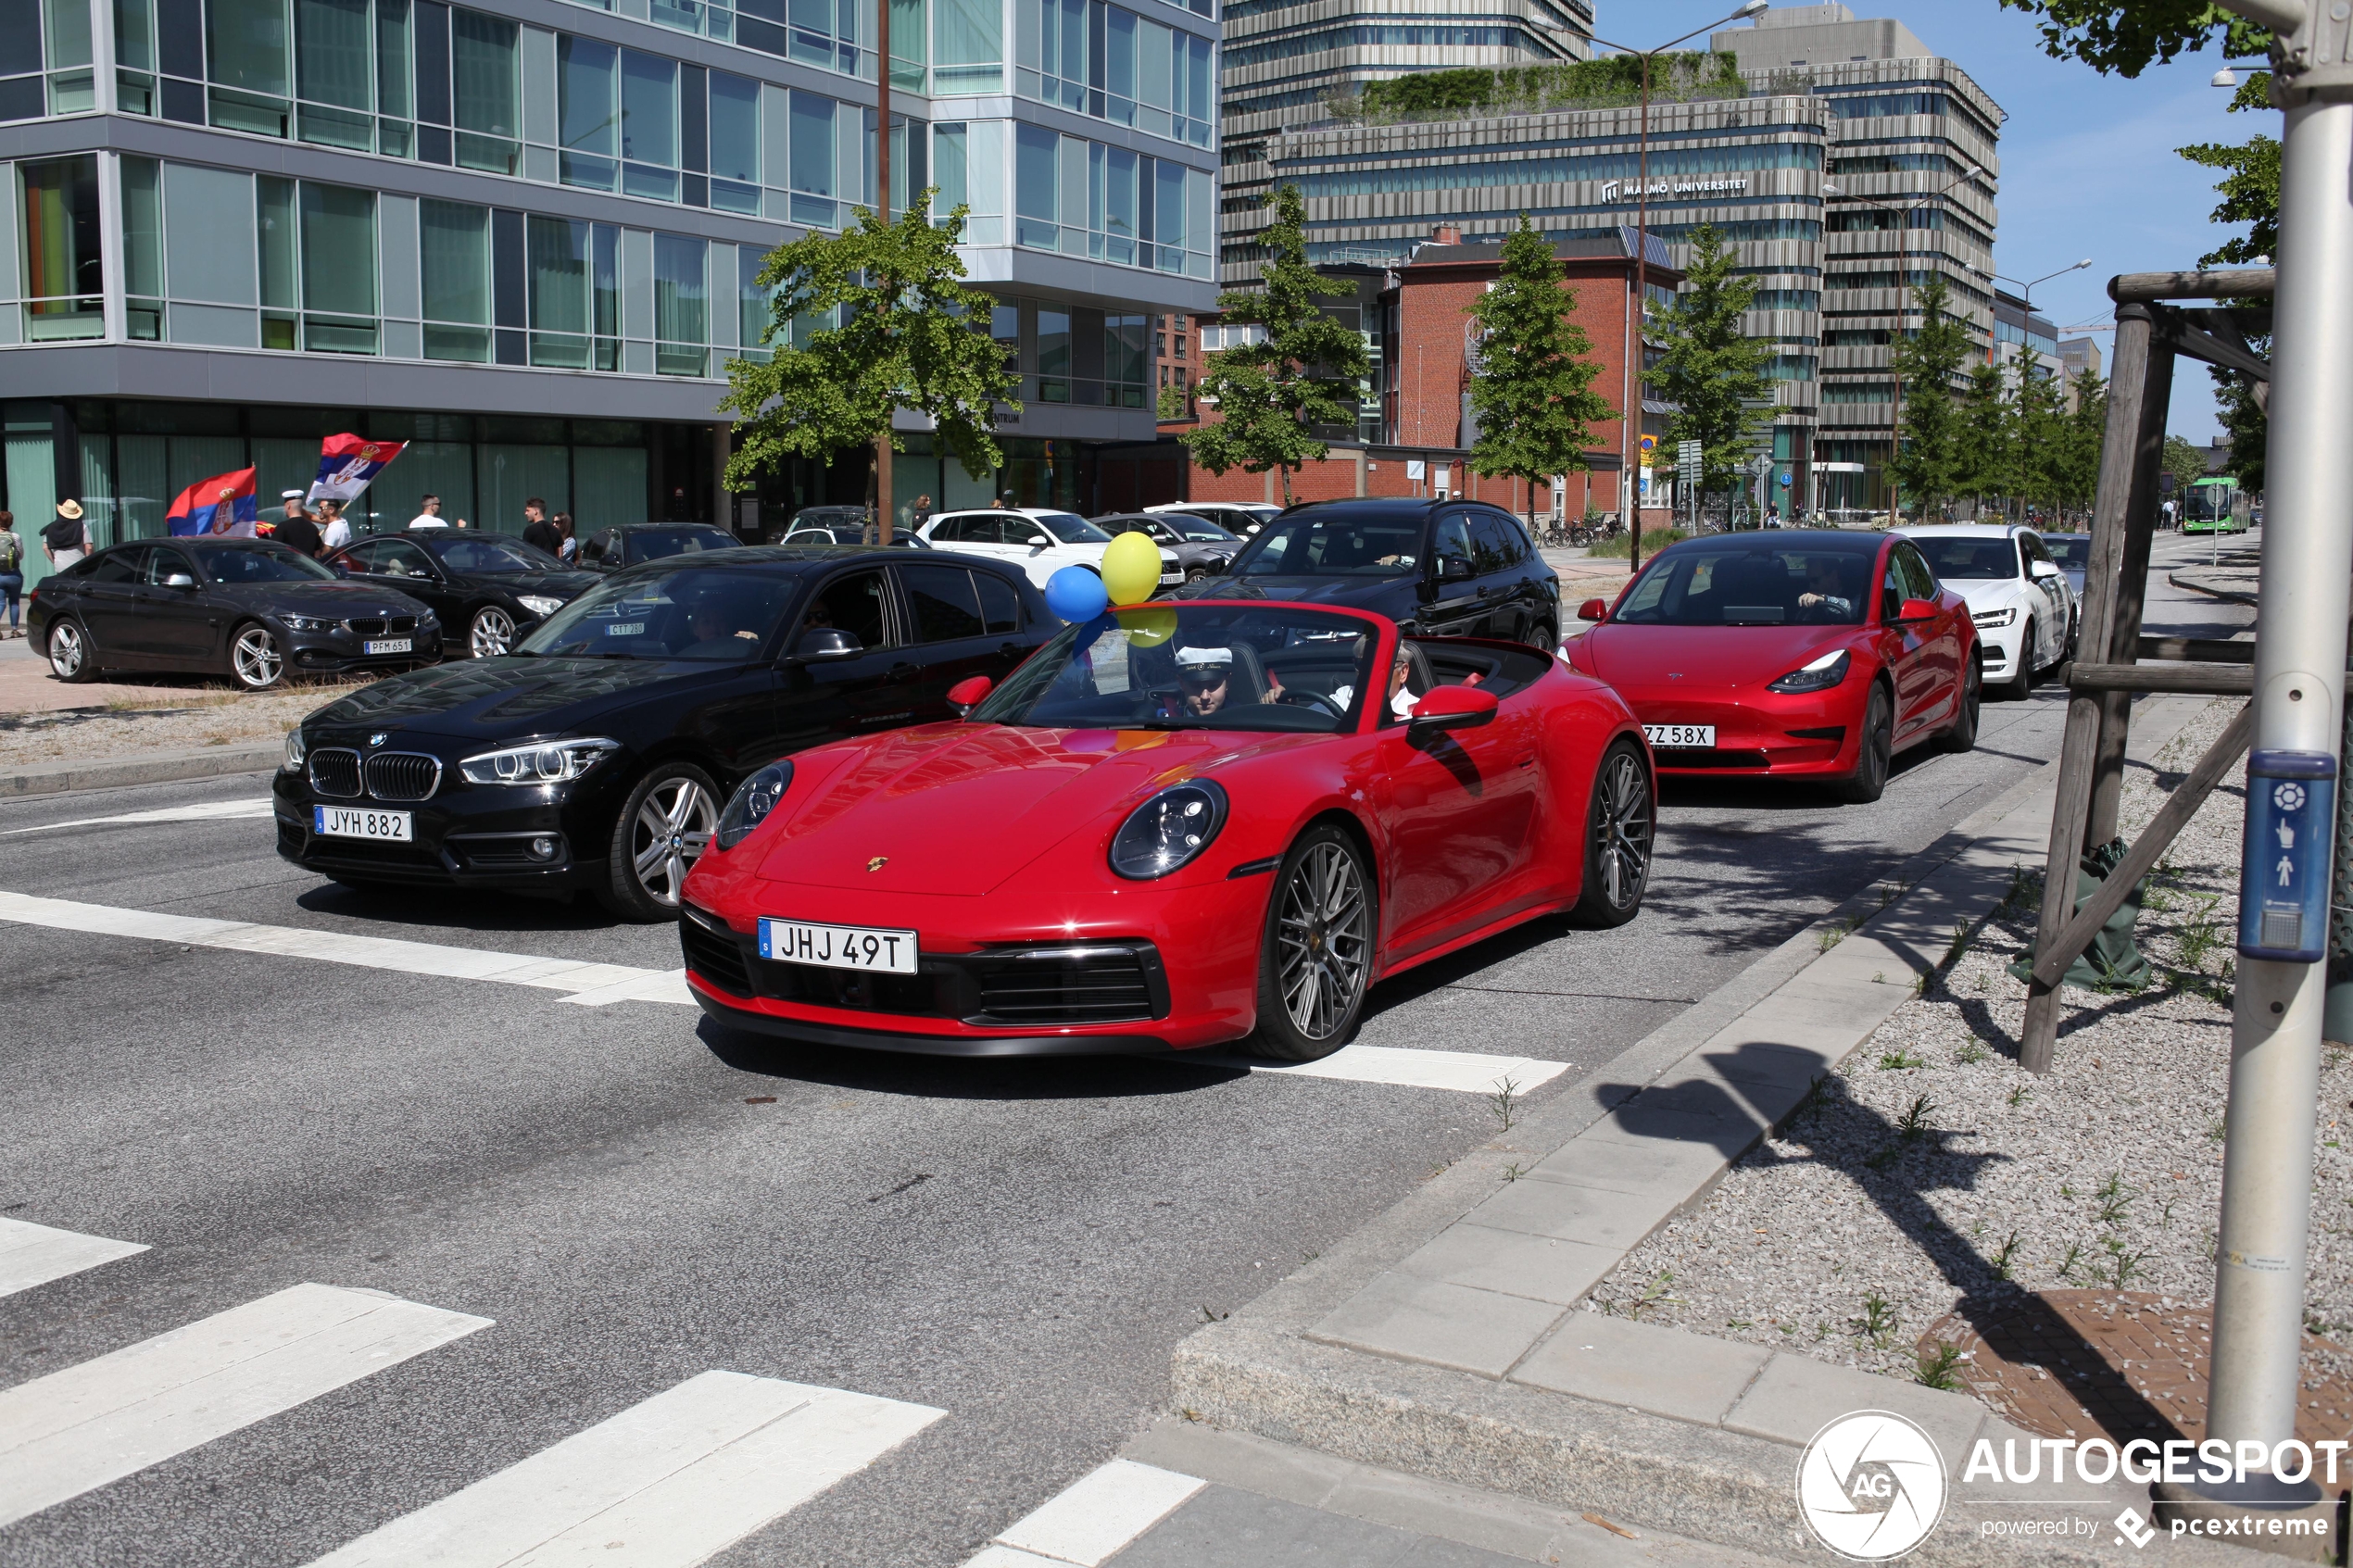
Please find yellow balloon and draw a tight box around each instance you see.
[1101,531,1163,607]
[1118,606,1178,646]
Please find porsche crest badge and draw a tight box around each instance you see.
[867,856,888,872]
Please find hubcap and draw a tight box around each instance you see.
[631,777,717,906]
[472,608,518,658]
[233,628,281,686]
[52,623,82,676]
[1276,841,1370,1041]
[1593,752,1653,909]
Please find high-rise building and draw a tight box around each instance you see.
[0,0,1218,585]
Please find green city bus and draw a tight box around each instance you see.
[2181,474,2246,534]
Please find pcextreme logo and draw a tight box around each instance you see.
[1796,1411,1947,1560]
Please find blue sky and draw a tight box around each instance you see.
[1625,1,2264,440]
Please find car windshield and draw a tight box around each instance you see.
[432,536,564,573]
[2043,535,2089,570]
[1156,513,1239,542]
[1226,515,1421,576]
[1616,543,1878,627]
[517,566,799,661]
[631,528,736,561]
[970,605,1376,734]
[1909,536,2019,580]
[194,545,337,583]
[1033,511,1111,544]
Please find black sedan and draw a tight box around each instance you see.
[1091,511,1243,583]
[575,522,740,572]
[325,531,596,658]
[273,547,1054,919]
[31,537,441,690]
[1171,497,1561,649]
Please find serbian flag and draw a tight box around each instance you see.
[308,433,406,504]
[165,467,259,537]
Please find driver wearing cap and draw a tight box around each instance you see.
[1162,644,1283,717]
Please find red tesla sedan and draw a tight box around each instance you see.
[677,601,1653,1060]
[1563,531,1980,802]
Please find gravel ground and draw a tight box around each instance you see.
[0,679,372,767]
[1587,696,2353,1384]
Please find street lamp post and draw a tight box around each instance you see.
[1969,259,2089,522]
[874,0,894,544]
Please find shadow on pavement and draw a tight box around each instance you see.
[698,1016,1248,1101]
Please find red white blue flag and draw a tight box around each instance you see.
[165,467,258,537]
[307,433,407,504]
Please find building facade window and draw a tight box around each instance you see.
[1013,124,1210,276]
[18,155,104,340]
[1012,0,1211,147]
[653,232,707,374]
[421,195,492,360]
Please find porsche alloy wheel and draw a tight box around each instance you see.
[1252,827,1374,1061]
[601,763,720,921]
[47,617,94,683]
[231,623,285,689]
[1572,740,1652,926]
[470,606,519,658]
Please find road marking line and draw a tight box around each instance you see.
[4,799,278,835]
[986,1460,1205,1566]
[0,1282,489,1529]
[305,1370,943,1567]
[1205,1044,1569,1096]
[0,1217,148,1298]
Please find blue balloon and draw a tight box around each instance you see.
[1045,564,1109,623]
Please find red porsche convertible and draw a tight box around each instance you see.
[1564,531,1980,803]
[677,601,1653,1060]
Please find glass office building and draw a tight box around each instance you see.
[0,0,1217,585]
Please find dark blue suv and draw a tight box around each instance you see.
[1173,497,1560,649]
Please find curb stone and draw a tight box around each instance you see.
[1158,696,2272,1564]
[0,743,283,799]
[2168,569,2259,607]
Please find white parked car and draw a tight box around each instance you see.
[1147,501,1281,538]
[1899,523,2077,700]
[918,508,1179,591]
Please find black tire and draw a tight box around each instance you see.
[1835,682,1894,804]
[597,761,722,922]
[1247,824,1377,1061]
[45,616,98,683]
[1570,738,1653,927]
[1941,653,1982,754]
[1527,620,1557,655]
[1999,620,2037,701]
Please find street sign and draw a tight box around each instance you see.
[1677,440,1701,484]
[1638,433,1658,458]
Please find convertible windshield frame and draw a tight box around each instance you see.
[515,563,799,662]
[190,543,339,583]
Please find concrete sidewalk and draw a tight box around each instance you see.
[1141,695,2271,1565]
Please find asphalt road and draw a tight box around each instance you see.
[0,532,2247,1568]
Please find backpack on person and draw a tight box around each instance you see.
[0,532,20,572]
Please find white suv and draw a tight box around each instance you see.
[1899,523,2078,700]
[919,508,1179,591]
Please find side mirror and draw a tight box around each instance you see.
[1408,684,1500,733]
[1898,597,1940,622]
[2028,558,2059,579]
[795,627,864,660]
[947,674,993,716]
[164,572,196,588]
[1577,596,1609,622]
[1438,556,1475,583]
[1029,540,1051,554]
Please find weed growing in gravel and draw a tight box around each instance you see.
[1488,1075,1521,1134]
[1818,916,1858,952]
[2057,1241,2085,1282]
[1917,1345,1965,1390]
[1617,1272,1679,1321]
[1794,1075,1835,1119]
[2208,1118,2228,1143]
[2178,896,2224,970]
[2008,1085,2032,1109]
[1911,969,1934,998]
[1956,1038,1989,1066]
[1895,1096,1938,1141]
[1998,865,2043,919]
[1943,921,1971,970]
[1853,1293,1898,1348]
[1501,1162,1526,1182]
[1991,1232,2022,1280]
[1879,1049,1927,1071]
[2097,1234,2154,1288]
[1864,1145,1902,1171]
[2094,1173,2134,1226]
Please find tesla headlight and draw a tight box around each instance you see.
[282,729,308,772]
[1109,780,1228,880]
[1766,648,1851,694]
[459,737,620,784]
[517,595,566,619]
[1972,607,2017,628]
[280,613,337,633]
[716,759,794,850]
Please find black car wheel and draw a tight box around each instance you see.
[469,606,519,659]
[230,622,286,690]
[1571,739,1652,926]
[1249,824,1375,1061]
[1942,653,1982,754]
[1836,682,1894,804]
[1186,566,1210,583]
[1529,619,1557,655]
[1999,619,2037,701]
[46,617,97,683]
[599,762,722,922]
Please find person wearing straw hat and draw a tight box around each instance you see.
[41,500,89,571]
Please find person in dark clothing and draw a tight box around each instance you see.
[275,506,324,558]
[521,497,561,557]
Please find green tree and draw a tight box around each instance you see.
[722,192,1019,508]
[1465,216,1614,516]
[1888,274,1973,517]
[1993,2,2271,77]
[1182,184,1369,505]
[1651,223,1773,503]
[2011,360,2072,516]
[2163,434,2211,518]
[2057,370,2108,516]
[2179,72,2276,493]
[1953,361,2015,515]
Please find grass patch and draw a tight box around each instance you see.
[1584,526,1689,559]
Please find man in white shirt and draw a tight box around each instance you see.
[317,498,354,551]
[408,493,466,529]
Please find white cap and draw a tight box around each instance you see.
[282,489,307,499]
[1176,645,1234,669]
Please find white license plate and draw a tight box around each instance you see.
[759,916,919,973]
[314,805,412,841]
[363,637,412,655]
[1159,571,1182,584]
[1643,724,1717,749]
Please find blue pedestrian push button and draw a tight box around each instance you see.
[2239,748,2337,963]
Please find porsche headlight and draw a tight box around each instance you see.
[517,595,566,619]
[1109,780,1227,880]
[459,737,619,784]
[282,729,308,772]
[280,613,337,633]
[1767,648,1851,694]
[716,759,793,850]
[1972,607,2017,628]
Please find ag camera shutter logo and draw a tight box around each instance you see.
[1796,1411,1947,1560]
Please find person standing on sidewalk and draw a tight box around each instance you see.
[42,500,89,571]
[521,498,560,556]
[0,512,23,638]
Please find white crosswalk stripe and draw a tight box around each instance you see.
[0,1217,147,1298]
[968,1460,1205,1567]
[0,1282,490,1529]
[305,1371,943,1567]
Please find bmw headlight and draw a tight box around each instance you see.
[459,737,620,784]
[1972,607,2017,628]
[1767,648,1851,694]
[282,729,308,772]
[1109,780,1227,880]
[517,595,566,619]
[716,759,794,850]
[280,613,337,633]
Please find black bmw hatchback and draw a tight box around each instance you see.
[322,531,597,658]
[1172,497,1560,649]
[273,547,1052,919]
[31,537,442,689]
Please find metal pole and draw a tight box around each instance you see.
[1626,57,1650,575]
[875,0,894,545]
